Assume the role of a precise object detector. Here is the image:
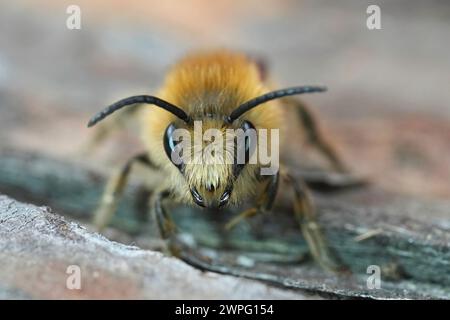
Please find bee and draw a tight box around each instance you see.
[88,50,348,271]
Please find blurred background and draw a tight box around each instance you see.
[0,0,449,200]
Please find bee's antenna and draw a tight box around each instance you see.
[88,95,190,127]
[227,86,327,123]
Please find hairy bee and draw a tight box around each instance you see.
[88,50,348,271]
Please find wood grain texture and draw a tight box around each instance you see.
[0,149,449,299]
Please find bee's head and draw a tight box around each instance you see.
[88,85,326,208]
[163,117,256,208]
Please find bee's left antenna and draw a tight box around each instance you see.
[88,95,190,127]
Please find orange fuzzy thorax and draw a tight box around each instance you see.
[139,50,285,206]
[160,51,263,116]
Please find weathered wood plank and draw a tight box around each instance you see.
[0,194,310,299]
[0,148,449,299]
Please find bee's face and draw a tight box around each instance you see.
[163,118,256,208]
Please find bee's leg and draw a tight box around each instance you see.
[287,98,347,172]
[93,153,155,231]
[153,190,177,239]
[225,171,279,230]
[299,170,368,192]
[152,190,190,258]
[282,170,345,272]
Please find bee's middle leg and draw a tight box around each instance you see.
[225,171,279,230]
[287,97,348,173]
[93,153,155,231]
[282,171,345,272]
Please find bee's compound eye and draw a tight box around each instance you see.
[164,123,184,171]
[218,188,232,208]
[190,187,205,207]
[163,123,176,160]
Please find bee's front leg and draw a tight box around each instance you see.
[152,190,186,257]
[282,170,346,273]
[225,171,279,230]
[153,190,177,239]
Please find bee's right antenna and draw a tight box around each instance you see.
[88,95,191,127]
[227,86,327,123]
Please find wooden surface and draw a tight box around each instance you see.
[0,194,312,299]
[1,149,449,299]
